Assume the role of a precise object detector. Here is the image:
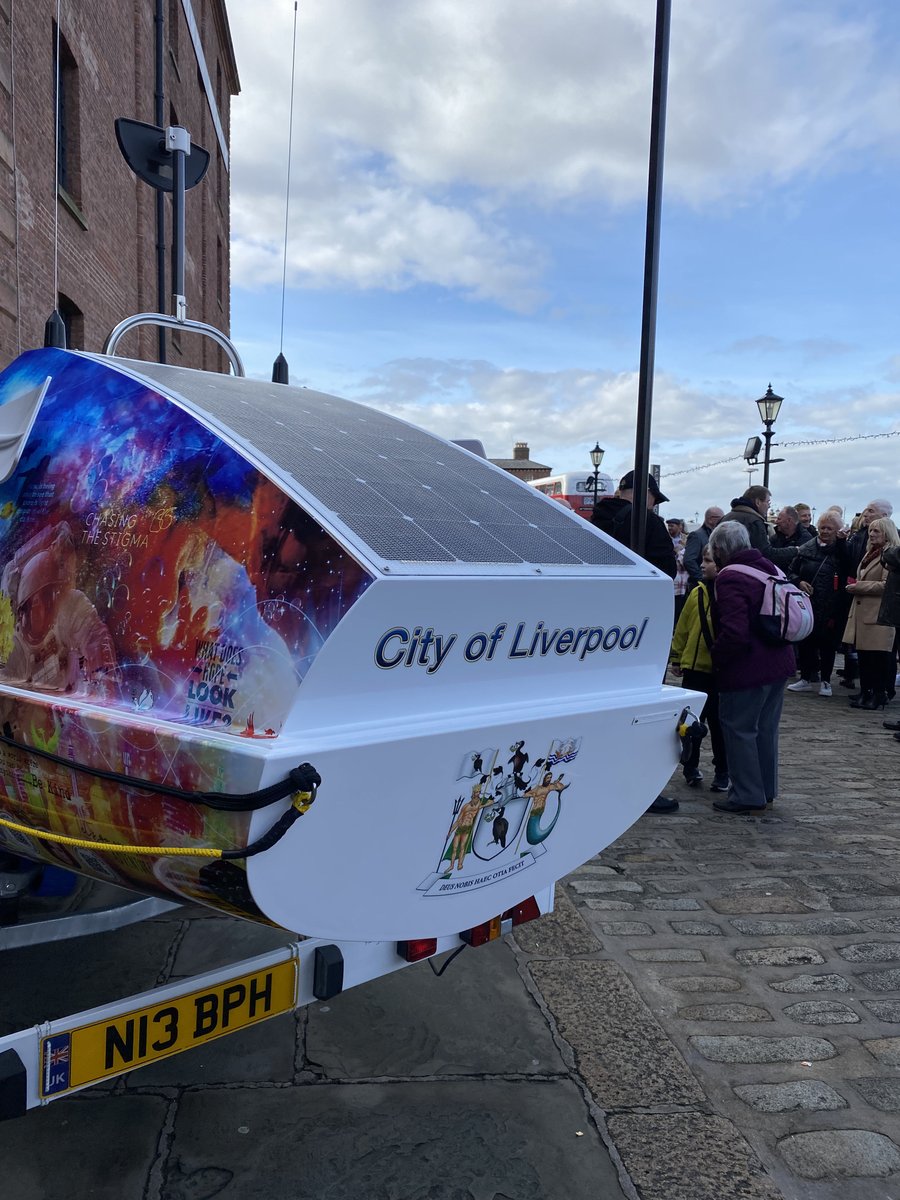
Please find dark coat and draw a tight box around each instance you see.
[878,545,900,628]
[722,499,770,553]
[591,498,677,578]
[712,548,798,691]
[789,537,845,639]
[683,525,712,586]
[835,526,869,577]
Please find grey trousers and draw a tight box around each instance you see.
[718,681,785,809]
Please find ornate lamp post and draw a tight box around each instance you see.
[589,443,605,515]
[755,384,784,489]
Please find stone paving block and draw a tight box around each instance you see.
[733,1080,847,1113]
[644,878,695,894]
[629,948,705,962]
[781,1000,860,1025]
[769,973,852,993]
[0,921,179,1031]
[690,1036,837,1064]
[568,877,643,894]
[172,917,290,975]
[838,941,900,963]
[709,895,815,914]
[594,921,654,936]
[513,885,600,956]
[735,946,826,967]
[777,1129,900,1180]
[621,862,687,875]
[862,1000,900,1022]
[169,1080,628,1200]
[618,851,675,862]
[669,920,723,936]
[864,916,900,932]
[607,1112,782,1200]
[570,863,623,875]
[0,1094,168,1199]
[530,959,704,1108]
[728,917,863,936]
[848,1077,900,1112]
[677,1003,773,1022]
[856,967,900,991]
[665,975,743,993]
[581,898,636,910]
[642,897,703,911]
[863,1038,900,1066]
[307,939,562,1079]
[831,894,900,911]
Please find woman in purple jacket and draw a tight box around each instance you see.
[707,521,797,813]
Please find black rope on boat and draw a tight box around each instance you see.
[0,727,320,813]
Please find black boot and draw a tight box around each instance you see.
[860,692,888,711]
[849,691,874,709]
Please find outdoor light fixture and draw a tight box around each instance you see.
[589,443,605,514]
[743,436,762,464]
[754,384,785,488]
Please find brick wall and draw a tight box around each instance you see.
[0,0,237,373]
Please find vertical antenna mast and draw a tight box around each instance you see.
[272,1,299,385]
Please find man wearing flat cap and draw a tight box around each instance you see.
[591,470,677,579]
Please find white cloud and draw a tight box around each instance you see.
[340,354,900,521]
[228,1,900,303]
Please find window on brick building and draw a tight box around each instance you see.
[53,25,81,204]
[216,237,223,310]
[57,294,84,350]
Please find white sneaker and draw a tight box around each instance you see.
[787,679,814,692]
[819,682,832,697]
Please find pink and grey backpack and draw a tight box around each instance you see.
[717,563,814,645]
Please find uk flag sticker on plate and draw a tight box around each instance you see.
[41,1033,72,1096]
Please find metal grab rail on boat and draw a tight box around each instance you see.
[103,313,245,377]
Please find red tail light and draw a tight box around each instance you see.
[504,896,541,926]
[459,915,502,947]
[460,897,542,947]
[396,937,438,963]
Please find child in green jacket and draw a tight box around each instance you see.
[670,547,729,792]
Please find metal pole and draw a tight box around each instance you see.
[630,0,671,557]
[762,422,773,489]
[167,126,189,321]
[592,464,600,515]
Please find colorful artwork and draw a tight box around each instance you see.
[418,735,580,897]
[0,348,374,918]
[0,349,373,734]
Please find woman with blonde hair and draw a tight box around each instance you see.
[844,517,900,710]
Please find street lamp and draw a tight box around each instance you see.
[755,384,785,489]
[589,443,605,515]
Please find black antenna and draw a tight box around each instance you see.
[45,0,66,348]
[272,1,299,385]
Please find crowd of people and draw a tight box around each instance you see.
[592,476,900,816]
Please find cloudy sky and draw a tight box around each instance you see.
[226,0,900,524]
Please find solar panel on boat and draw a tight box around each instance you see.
[114,360,632,570]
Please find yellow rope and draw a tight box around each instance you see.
[0,791,314,858]
[0,815,224,856]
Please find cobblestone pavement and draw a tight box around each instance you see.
[556,682,900,1200]
[1,682,898,1199]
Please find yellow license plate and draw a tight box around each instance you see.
[40,959,297,1097]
